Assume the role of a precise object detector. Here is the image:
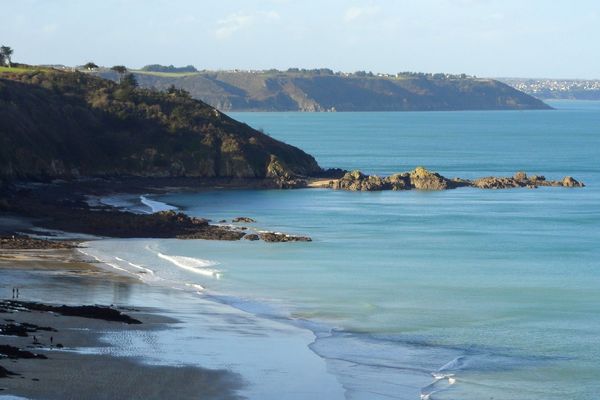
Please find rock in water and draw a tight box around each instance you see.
[409,167,452,190]
[259,232,312,242]
[232,217,256,223]
[562,176,584,187]
[330,170,389,191]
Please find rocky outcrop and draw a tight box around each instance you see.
[409,167,456,190]
[2,301,141,324]
[232,217,256,223]
[562,176,584,187]
[266,155,309,189]
[259,232,312,242]
[0,236,77,249]
[330,170,390,191]
[329,169,584,192]
[472,172,585,189]
[330,167,467,191]
[0,344,47,360]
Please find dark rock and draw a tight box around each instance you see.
[232,217,256,223]
[178,227,245,241]
[0,365,18,378]
[259,232,312,242]
[0,322,55,337]
[1,301,141,324]
[244,234,260,241]
[313,168,348,179]
[218,220,227,223]
[0,345,47,360]
[0,236,76,250]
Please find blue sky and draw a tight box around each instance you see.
[3,0,599,78]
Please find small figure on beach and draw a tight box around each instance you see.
[12,287,15,299]
[33,335,39,345]
[50,336,53,345]
[16,288,19,299]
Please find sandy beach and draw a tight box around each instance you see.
[0,246,243,400]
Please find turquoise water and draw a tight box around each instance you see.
[88,101,600,399]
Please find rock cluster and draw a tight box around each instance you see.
[329,168,584,192]
[329,167,466,191]
[259,232,312,242]
[0,236,77,250]
[232,217,256,223]
[472,172,585,189]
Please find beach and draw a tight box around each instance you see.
[0,245,245,400]
[0,241,346,400]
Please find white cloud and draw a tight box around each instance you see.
[215,11,280,40]
[344,5,380,22]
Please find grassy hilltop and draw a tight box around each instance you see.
[101,68,552,112]
[0,67,320,182]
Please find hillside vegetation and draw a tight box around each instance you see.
[0,69,320,182]
[102,70,552,112]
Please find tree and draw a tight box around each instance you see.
[0,53,4,67]
[111,65,127,83]
[83,62,99,71]
[120,73,138,88]
[0,46,13,67]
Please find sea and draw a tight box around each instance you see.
[80,100,600,400]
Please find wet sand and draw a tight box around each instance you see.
[0,248,243,400]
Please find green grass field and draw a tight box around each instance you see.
[0,66,35,73]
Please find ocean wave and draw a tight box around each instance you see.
[157,252,221,278]
[140,195,178,213]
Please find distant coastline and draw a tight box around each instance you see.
[93,68,551,112]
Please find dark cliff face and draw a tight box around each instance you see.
[120,71,552,112]
[0,70,321,181]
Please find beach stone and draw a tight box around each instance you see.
[244,234,260,241]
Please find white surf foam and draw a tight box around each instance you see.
[157,252,221,279]
[140,195,178,213]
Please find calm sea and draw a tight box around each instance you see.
[85,101,600,399]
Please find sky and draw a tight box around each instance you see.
[2,0,599,78]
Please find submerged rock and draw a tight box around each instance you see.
[244,233,260,241]
[232,217,256,223]
[259,232,312,243]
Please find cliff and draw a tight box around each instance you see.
[0,69,320,182]
[104,70,552,112]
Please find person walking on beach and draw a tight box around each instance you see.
[12,287,15,299]
[16,288,19,299]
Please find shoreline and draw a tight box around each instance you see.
[0,242,348,400]
[0,247,244,400]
